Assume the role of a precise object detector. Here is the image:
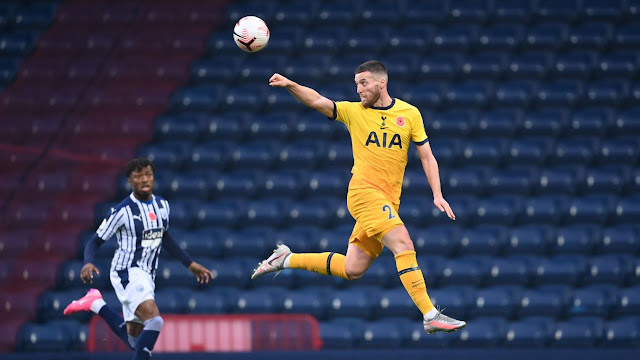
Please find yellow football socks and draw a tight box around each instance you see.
[395,250,434,315]
[288,252,349,279]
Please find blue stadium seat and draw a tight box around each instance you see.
[534,0,579,22]
[179,228,227,257]
[613,285,640,316]
[374,288,418,319]
[525,22,569,50]
[291,113,336,140]
[486,169,533,196]
[343,25,391,54]
[567,286,613,317]
[535,169,577,195]
[551,225,598,255]
[222,227,273,258]
[258,171,304,199]
[186,143,228,172]
[427,110,473,137]
[493,0,531,22]
[551,138,597,166]
[458,225,507,255]
[611,196,640,225]
[429,286,473,320]
[431,24,479,51]
[191,200,241,229]
[444,81,492,108]
[313,2,357,27]
[397,198,428,225]
[320,322,355,349]
[437,258,484,287]
[581,0,623,21]
[281,289,327,320]
[475,24,524,51]
[595,52,638,79]
[305,171,348,198]
[413,225,460,257]
[18,323,71,352]
[220,84,264,110]
[301,26,347,54]
[585,256,630,286]
[585,80,627,106]
[190,56,241,85]
[597,226,640,255]
[136,145,184,170]
[569,107,614,136]
[387,25,431,54]
[245,113,292,141]
[277,142,322,170]
[445,168,484,195]
[452,317,504,348]
[200,115,245,142]
[505,226,551,255]
[459,139,504,167]
[614,22,640,49]
[37,289,92,323]
[597,139,638,165]
[45,319,87,351]
[417,54,461,80]
[154,288,187,313]
[326,288,376,320]
[507,52,550,80]
[564,196,612,226]
[270,5,314,27]
[287,199,333,227]
[162,172,209,200]
[233,288,281,314]
[356,320,405,349]
[206,259,247,288]
[183,289,229,314]
[211,172,256,200]
[459,53,506,79]
[568,22,613,51]
[469,287,516,318]
[169,85,222,111]
[398,82,444,108]
[536,80,583,107]
[502,321,548,348]
[517,289,565,318]
[601,319,640,347]
[486,258,530,286]
[531,255,586,286]
[476,109,521,137]
[356,259,394,289]
[156,260,199,289]
[611,108,640,136]
[447,0,488,24]
[404,322,455,348]
[228,143,275,171]
[266,27,304,55]
[550,320,599,347]
[521,108,568,136]
[154,115,200,142]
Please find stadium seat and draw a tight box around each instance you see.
[534,0,579,22]
[413,226,460,257]
[355,320,405,349]
[437,258,484,287]
[232,288,281,314]
[597,226,640,255]
[429,286,473,320]
[567,286,613,318]
[206,259,247,288]
[387,25,430,54]
[459,139,504,167]
[614,22,640,49]
[550,320,599,347]
[458,225,507,255]
[486,258,530,286]
[469,287,516,318]
[493,0,531,22]
[320,322,355,349]
[228,143,276,171]
[444,81,492,108]
[451,317,504,348]
[280,289,327,320]
[373,288,418,319]
[611,196,640,225]
[525,22,569,50]
[18,323,71,352]
[505,226,551,255]
[326,288,376,320]
[431,24,479,51]
[517,288,565,318]
[597,139,638,165]
[531,255,586,286]
[613,285,640,316]
[551,225,598,255]
[601,319,640,347]
[584,256,629,286]
[581,0,623,21]
[502,321,548,348]
[475,24,524,51]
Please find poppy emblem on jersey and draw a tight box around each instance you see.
[148,212,157,221]
[396,117,405,127]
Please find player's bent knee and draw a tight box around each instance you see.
[144,316,164,332]
[345,266,366,280]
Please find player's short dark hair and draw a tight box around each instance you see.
[125,158,155,177]
[355,60,387,77]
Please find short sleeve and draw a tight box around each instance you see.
[96,207,124,241]
[411,109,429,145]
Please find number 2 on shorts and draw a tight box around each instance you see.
[382,204,396,220]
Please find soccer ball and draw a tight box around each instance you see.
[233,16,270,53]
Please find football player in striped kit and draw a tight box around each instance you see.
[64,158,213,360]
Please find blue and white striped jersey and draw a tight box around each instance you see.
[96,193,170,277]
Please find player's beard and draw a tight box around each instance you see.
[360,87,381,108]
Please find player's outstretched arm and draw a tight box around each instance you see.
[188,262,214,284]
[269,73,334,118]
[416,142,456,220]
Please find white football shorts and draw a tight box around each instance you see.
[110,267,156,323]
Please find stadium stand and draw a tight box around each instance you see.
[0,0,638,355]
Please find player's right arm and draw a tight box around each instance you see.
[269,73,334,118]
[81,207,122,284]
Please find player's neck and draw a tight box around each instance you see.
[373,94,393,108]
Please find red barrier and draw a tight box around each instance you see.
[89,314,322,352]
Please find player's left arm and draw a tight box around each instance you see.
[162,232,214,284]
[416,142,456,220]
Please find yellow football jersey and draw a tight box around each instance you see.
[332,98,428,204]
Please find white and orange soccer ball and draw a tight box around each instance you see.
[233,16,270,53]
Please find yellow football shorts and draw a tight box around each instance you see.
[346,189,404,259]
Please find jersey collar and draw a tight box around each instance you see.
[370,98,395,110]
[130,193,154,205]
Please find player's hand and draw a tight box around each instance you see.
[188,262,214,284]
[269,73,293,88]
[80,263,100,284]
[434,197,456,220]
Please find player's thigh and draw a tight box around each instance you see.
[135,299,161,321]
[347,190,403,240]
[344,243,375,277]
